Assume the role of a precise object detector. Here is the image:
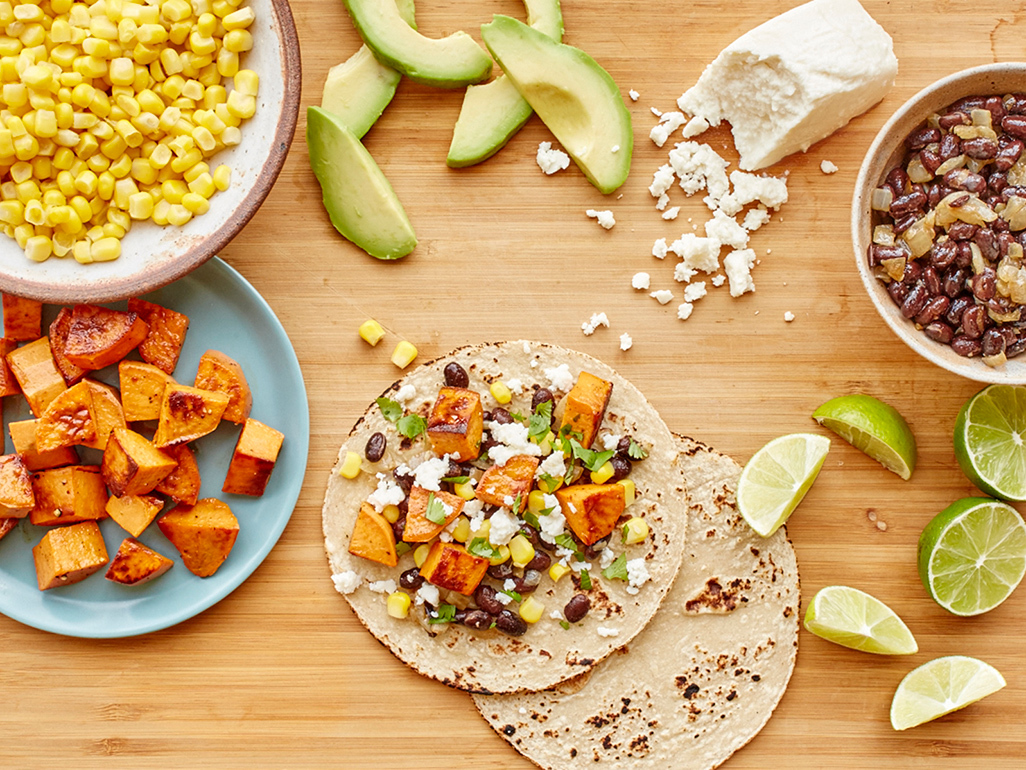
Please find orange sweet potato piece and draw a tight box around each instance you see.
[6,337,67,416]
[193,350,251,424]
[402,485,465,543]
[559,371,613,449]
[347,502,398,567]
[222,418,284,497]
[0,454,34,518]
[63,304,148,370]
[33,520,109,590]
[555,483,626,546]
[0,337,20,397]
[9,418,78,471]
[105,493,164,537]
[35,380,97,452]
[474,455,539,513]
[105,536,174,585]
[152,384,229,448]
[2,294,42,341]
[418,541,489,596]
[83,380,126,450]
[426,386,483,461]
[157,498,239,577]
[29,465,108,526]
[127,297,190,375]
[48,307,87,385]
[119,359,175,422]
[155,443,201,505]
[101,427,178,497]
[0,517,17,541]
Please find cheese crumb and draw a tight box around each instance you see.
[332,570,361,595]
[586,209,616,230]
[597,626,620,638]
[415,584,439,606]
[536,141,570,174]
[650,106,662,117]
[821,159,839,174]
[650,289,674,305]
[488,509,521,546]
[626,557,651,588]
[677,303,694,320]
[650,111,686,147]
[743,207,771,232]
[412,456,450,492]
[545,363,574,392]
[655,193,670,211]
[712,274,726,287]
[704,210,749,250]
[367,474,405,512]
[486,420,543,466]
[684,282,708,302]
[681,114,710,138]
[581,312,610,336]
[394,383,417,404]
[368,579,397,594]
[619,332,633,351]
[724,248,757,297]
[661,206,681,220]
[668,141,730,208]
[652,237,668,259]
[629,88,639,101]
[784,310,796,322]
[671,233,721,273]
[631,272,651,290]
[649,164,676,197]
[673,262,697,283]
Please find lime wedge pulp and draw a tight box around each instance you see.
[890,655,1005,731]
[737,433,830,537]
[918,497,1026,616]
[954,384,1026,501]
[813,394,916,480]
[804,585,918,655]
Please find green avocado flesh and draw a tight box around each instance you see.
[343,0,492,88]
[320,0,416,139]
[446,0,564,168]
[307,106,417,260]
[480,15,632,193]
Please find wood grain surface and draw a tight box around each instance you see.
[4,0,1026,767]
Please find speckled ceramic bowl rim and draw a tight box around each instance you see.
[853,62,1026,384]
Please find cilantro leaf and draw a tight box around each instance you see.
[522,510,540,530]
[554,533,584,562]
[396,414,427,440]
[579,569,592,590]
[509,410,527,422]
[442,475,469,484]
[570,440,615,472]
[428,603,456,624]
[467,537,500,560]
[559,620,570,630]
[602,553,629,581]
[425,493,447,525]
[501,588,523,603]
[627,439,649,460]
[376,397,403,422]
[528,400,553,440]
[511,493,522,513]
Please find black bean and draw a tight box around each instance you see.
[459,609,492,630]
[944,169,986,194]
[929,240,958,269]
[890,191,927,217]
[962,137,999,160]
[952,335,983,357]
[920,149,943,174]
[391,516,406,543]
[616,435,633,454]
[994,216,1010,233]
[923,266,942,296]
[475,584,503,615]
[886,166,910,196]
[531,387,554,412]
[609,454,632,482]
[950,96,986,112]
[487,561,514,581]
[971,269,997,302]
[563,594,591,624]
[364,432,386,463]
[925,321,955,344]
[1003,115,1026,140]
[1008,336,1026,358]
[915,296,950,326]
[901,281,930,319]
[902,260,923,285]
[443,362,469,388]
[887,281,909,307]
[906,126,941,150]
[986,95,1007,122]
[893,213,918,235]
[511,569,542,594]
[998,231,1017,256]
[491,407,514,425]
[939,111,971,130]
[988,170,1009,194]
[996,139,1024,171]
[1006,94,1026,115]
[399,567,424,591]
[974,228,1000,261]
[947,294,973,325]
[943,268,969,298]
[584,535,611,561]
[495,609,527,637]
[947,221,978,241]
[393,468,414,494]
[1002,185,1026,201]
[526,551,551,572]
[939,132,961,159]
[982,328,1008,357]
[956,242,975,268]
[963,305,988,338]
[927,184,943,208]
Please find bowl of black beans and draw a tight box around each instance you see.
[853,63,1026,383]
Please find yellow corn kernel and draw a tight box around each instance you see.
[114,119,142,147]
[13,132,38,160]
[55,102,74,130]
[509,534,535,568]
[126,190,153,219]
[473,519,491,541]
[24,233,51,261]
[9,161,31,184]
[113,177,137,208]
[183,162,209,183]
[519,596,544,624]
[107,207,130,230]
[490,381,512,404]
[165,202,191,225]
[20,62,50,89]
[89,89,111,117]
[616,478,636,507]
[96,169,114,199]
[41,189,64,208]
[151,197,170,225]
[15,179,40,203]
[129,157,157,185]
[0,128,14,157]
[391,340,418,369]
[181,191,208,215]
[88,236,120,261]
[69,195,91,222]
[451,516,471,544]
[622,516,648,545]
[170,147,201,172]
[159,47,182,75]
[222,7,254,29]
[358,318,386,346]
[549,562,571,583]
[148,142,172,168]
[225,89,254,119]
[210,164,231,192]
[102,222,126,239]
[181,78,204,100]
[71,239,91,263]
[89,16,118,41]
[221,125,241,145]
[136,22,167,45]
[188,31,215,55]
[161,0,192,22]
[413,543,432,569]
[187,170,214,197]
[23,199,44,225]
[107,56,134,86]
[52,229,74,256]
[108,153,131,178]
[233,68,258,97]
[0,199,23,224]
[161,178,187,203]
[590,460,615,485]
[386,591,411,619]
[216,46,238,78]
[13,222,32,247]
[375,504,400,525]
[191,125,215,152]
[526,490,547,514]
[115,93,141,117]
[488,544,510,567]
[74,169,97,195]
[454,480,476,501]
[75,132,99,159]
[136,88,164,115]
[223,28,252,53]
[32,108,56,138]
[20,23,46,47]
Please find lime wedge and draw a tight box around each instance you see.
[918,497,1026,616]
[954,384,1026,501]
[812,394,916,480]
[737,433,830,537]
[804,585,918,655]
[890,655,1005,731]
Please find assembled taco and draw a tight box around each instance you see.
[322,341,689,694]
[473,435,800,767]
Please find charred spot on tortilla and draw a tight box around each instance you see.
[684,577,752,613]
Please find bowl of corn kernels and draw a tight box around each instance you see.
[0,0,301,303]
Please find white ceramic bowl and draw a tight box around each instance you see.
[853,63,1026,384]
[0,0,301,304]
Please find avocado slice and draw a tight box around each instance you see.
[320,0,416,139]
[307,106,417,260]
[343,0,492,89]
[446,0,563,168]
[480,15,632,194]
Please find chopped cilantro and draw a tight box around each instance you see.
[467,538,500,560]
[579,569,592,590]
[442,475,470,484]
[528,400,553,440]
[559,424,583,441]
[538,472,560,491]
[570,440,614,472]
[627,439,649,460]
[397,414,427,439]
[522,510,540,530]
[376,397,403,422]
[425,493,446,525]
[511,493,522,513]
[559,620,570,630]
[509,410,527,422]
[501,588,522,603]
[602,553,628,581]
[554,533,584,562]
[428,603,456,624]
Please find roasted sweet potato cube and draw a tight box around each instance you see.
[402,485,465,543]
[155,443,200,505]
[9,418,78,471]
[0,517,17,541]
[555,483,626,546]
[559,371,613,449]
[33,520,109,590]
[474,455,539,513]
[0,454,34,518]
[426,386,483,461]
[127,298,190,375]
[119,360,175,422]
[83,380,126,450]
[2,294,42,341]
[157,498,239,577]
[222,418,284,497]
[152,384,229,448]
[105,536,174,585]
[30,465,108,526]
[48,307,87,385]
[105,494,163,537]
[418,541,489,596]
[35,380,97,452]
[193,350,251,424]
[63,304,148,370]
[101,427,178,497]
[7,337,67,416]
[0,337,19,397]
[347,502,398,567]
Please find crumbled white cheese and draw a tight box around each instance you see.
[394,383,417,405]
[677,303,694,320]
[673,263,696,284]
[368,579,397,594]
[415,583,440,606]
[597,626,620,638]
[655,193,670,211]
[784,311,796,322]
[413,456,450,492]
[650,106,662,117]
[495,591,513,606]
[486,420,543,466]
[600,547,617,569]
[536,141,570,174]
[629,88,639,101]
[536,450,566,480]
[619,333,633,351]
[503,578,517,592]
[631,272,651,290]
[650,289,674,305]
[649,164,675,197]
[581,311,610,336]
[711,274,726,287]
[652,237,668,259]
[704,210,749,250]
[661,206,680,221]
[545,363,574,392]
[743,207,771,232]
[522,341,531,354]
[367,473,405,512]
[724,248,757,297]
[671,233,721,273]
[488,509,521,546]
[650,111,686,147]
[332,570,361,595]
[503,495,515,507]
[821,159,839,174]
[538,495,566,543]
[722,170,789,212]
[586,209,616,230]
[464,499,485,532]
[549,610,564,621]
[626,557,651,589]
[505,378,524,395]
[668,142,730,208]
[681,114,710,138]
[684,282,708,302]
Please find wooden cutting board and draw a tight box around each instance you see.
[4,1,1026,767]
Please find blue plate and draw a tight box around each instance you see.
[0,257,309,638]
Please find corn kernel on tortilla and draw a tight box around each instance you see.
[473,436,799,768]
[322,341,689,694]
